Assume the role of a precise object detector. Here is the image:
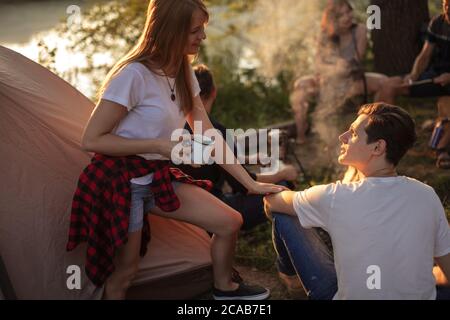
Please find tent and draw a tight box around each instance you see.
[0,45,213,300]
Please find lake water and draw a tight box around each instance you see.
[0,0,299,98]
[0,1,247,98]
[0,0,112,97]
[0,1,103,44]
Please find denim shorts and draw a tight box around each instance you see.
[129,182,181,233]
[129,182,156,233]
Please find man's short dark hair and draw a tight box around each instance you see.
[358,103,417,166]
[193,64,215,99]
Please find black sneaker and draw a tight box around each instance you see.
[231,268,243,284]
[213,283,270,300]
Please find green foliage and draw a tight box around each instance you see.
[203,52,293,129]
[236,223,277,271]
[429,0,444,16]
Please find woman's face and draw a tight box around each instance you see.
[336,4,353,32]
[185,8,208,55]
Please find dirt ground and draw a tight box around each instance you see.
[233,265,307,300]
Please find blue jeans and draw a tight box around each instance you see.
[272,213,450,300]
[272,213,337,300]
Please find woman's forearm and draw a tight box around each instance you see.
[188,98,256,190]
[256,172,281,184]
[82,133,165,157]
[207,127,255,190]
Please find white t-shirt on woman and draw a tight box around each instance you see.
[101,62,201,185]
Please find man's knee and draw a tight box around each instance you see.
[272,212,298,231]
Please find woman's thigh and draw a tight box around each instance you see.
[291,76,319,106]
[351,72,388,95]
[148,183,243,235]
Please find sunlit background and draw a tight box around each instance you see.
[0,0,330,99]
[0,0,443,138]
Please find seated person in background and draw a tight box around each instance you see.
[381,0,450,169]
[264,103,450,299]
[290,0,392,144]
[432,97,450,168]
[175,64,299,231]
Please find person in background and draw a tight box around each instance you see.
[380,0,450,169]
[291,0,392,144]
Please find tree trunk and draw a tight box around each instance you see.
[370,0,430,76]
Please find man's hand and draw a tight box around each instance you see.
[434,73,450,86]
[403,73,419,85]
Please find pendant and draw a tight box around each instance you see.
[171,93,176,101]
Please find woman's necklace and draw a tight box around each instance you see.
[165,75,176,101]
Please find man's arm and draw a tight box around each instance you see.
[435,253,450,286]
[263,191,297,220]
[407,41,435,82]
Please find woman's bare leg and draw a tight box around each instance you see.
[370,74,408,104]
[351,73,408,104]
[103,230,142,299]
[150,183,243,291]
[290,76,318,144]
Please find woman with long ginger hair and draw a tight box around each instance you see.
[67,0,283,300]
[291,0,392,144]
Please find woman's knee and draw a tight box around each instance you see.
[382,76,403,93]
[216,211,243,236]
[293,76,317,90]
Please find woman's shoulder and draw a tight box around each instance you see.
[354,23,367,35]
[124,62,153,77]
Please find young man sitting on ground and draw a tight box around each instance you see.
[264,103,450,299]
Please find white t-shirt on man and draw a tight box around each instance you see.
[101,62,201,185]
[293,176,450,300]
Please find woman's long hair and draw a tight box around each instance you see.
[98,0,209,114]
[320,0,354,43]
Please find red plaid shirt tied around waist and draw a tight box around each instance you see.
[66,154,212,287]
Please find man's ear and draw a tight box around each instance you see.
[211,87,217,101]
[373,139,387,157]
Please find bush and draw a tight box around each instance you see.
[201,52,294,129]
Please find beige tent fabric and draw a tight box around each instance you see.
[0,46,212,299]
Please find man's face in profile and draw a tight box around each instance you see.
[338,114,374,170]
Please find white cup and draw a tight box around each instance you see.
[191,134,214,164]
